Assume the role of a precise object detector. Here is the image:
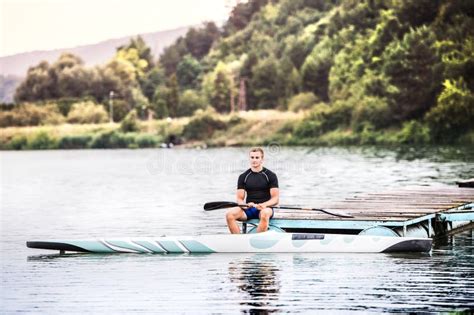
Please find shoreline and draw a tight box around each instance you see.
[1,109,473,150]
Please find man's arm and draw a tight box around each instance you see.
[236,189,246,204]
[259,188,279,209]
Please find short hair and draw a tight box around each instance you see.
[249,147,264,158]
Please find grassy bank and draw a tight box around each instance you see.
[0,109,472,150]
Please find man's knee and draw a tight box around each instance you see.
[226,207,242,221]
[259,208,272,220]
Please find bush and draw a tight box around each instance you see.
[66,101,108,124]
[7,135,28,150]
[136,134,160,148]
[111,99,130,122]
[396,120,430,144]
[90,131,136,149]
[56,97,83,116]
[294,102,352,138]
[426,79,474,142]
[58,135,93,149]
[177,89,207,117]
[288,92,318,112]
[351,96,391,131]
[120,110,139,132]
[27,131,57,150]
[183,108,226,140]
[0,103,64,127]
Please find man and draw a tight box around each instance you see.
[226,147,279,234]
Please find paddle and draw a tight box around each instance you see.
[203,201,353,218]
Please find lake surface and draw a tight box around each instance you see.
[1,146,474,313]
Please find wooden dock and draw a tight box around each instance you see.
[246,186,474,237]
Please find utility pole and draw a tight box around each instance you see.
[109,90,114,123]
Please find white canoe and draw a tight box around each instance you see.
[27,231,432,254]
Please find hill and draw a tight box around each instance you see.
[0,26,189,77]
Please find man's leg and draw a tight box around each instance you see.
[257,208,273,233]
[226,207,247,234]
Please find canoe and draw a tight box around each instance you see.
[27,231,432,253]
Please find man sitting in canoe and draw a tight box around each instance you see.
[226,147,279,233]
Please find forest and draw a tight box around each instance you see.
[1,0,473,149]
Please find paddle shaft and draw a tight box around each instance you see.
[203,201,353,218]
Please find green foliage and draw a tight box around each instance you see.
[0,103,64,127]
[90,131,134,149]
[167,74,180,117]
[351,96,391,130]
[210,71,232,113]
[177,89,206,117]
[111,99,130,122]
[135,134,160,148]
[396,120,430,144]
[382,26,442,121]
[426,78,474,142]
[141,66,165,101]
[7,135,28,150]
[184,22,220,59]
[131,88,150,119]
[66,101,108,124]
[120,110,139,133]
[27,131,57,150]
[58,135,93,149]
[294,102,352,138]
[250,57,284,109]
[176,55,202,89]
[288,92,318,112]
[301,38,333,101]
[9,0,474,147]
[224,0,269,35]
[182,108,227,140]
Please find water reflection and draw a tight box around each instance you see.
[228,255,281,314]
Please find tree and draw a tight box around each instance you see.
[15,61,55,102]
[140,65,166,101]
[152,85,170,118]
[176,55,202,89]
[117,36,154,73]
[167,74,180,117]
[184,22,220,59]
[382,26,442,121]
[426,78,474,142]
[211,71,232,113]
[301,39,333,102]
[250,57,283,109]
[159,38,188,75]
[224,0,269,35]
[177,89,206,117]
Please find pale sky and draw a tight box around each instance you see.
[0,0,234,57]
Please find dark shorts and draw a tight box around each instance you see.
[244,206,274,220]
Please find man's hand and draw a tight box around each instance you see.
[247,202,256,208]
[256,203,265,211]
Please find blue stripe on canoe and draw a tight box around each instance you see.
[132,240,167,253]
[179,240,215,253]
[105,240,150,253]
[68,241,116,253]
[157,240,185,253]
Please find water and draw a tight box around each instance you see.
[1,146,474,313]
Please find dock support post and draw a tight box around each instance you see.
[242,223,247,234]
[403,224,407,237]
[428,219,432,237]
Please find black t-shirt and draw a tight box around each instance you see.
[237,167,278,203]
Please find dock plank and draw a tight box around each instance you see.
[274,186,474,223]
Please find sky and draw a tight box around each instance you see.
[0,0,234,57]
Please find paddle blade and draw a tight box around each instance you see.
[203,201,238,211]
